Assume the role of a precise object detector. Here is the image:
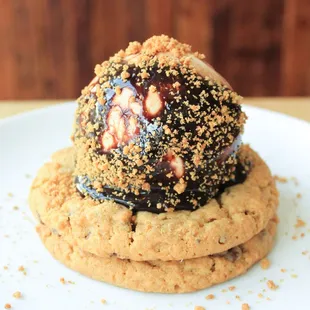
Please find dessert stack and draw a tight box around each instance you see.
[29,36,278,293]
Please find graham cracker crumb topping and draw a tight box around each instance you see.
[73,35,246,212]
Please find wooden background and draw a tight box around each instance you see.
[0,0,309,100]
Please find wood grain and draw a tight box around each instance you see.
[173,0,212,60]
[0,0,309,99]
[212,0,284,96]
[281,0,310,96]
[145,0,173,37]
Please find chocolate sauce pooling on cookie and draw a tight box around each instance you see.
[73,36,247,213]
[75,160,249,214]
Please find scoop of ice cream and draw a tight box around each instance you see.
[73,35,246,212]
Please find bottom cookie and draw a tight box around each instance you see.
[37,219,277,293]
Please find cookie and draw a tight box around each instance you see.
[37,219,277,293]
[29,145,278,261]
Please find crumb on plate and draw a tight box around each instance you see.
[18,266,24,272]
[260,258,270,270]
[274,175,287,183]
[205,294,215,300]
[295,219,306,228]
[13,291,21,299]
[267,280,278,290]
[242,303,250,310]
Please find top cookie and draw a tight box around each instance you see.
[29,144,278,261]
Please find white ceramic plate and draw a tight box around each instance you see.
[0,103,310,310]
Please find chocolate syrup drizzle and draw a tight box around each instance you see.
[74,64,247,213]
[76,161,248,214]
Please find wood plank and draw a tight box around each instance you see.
[0,0,15,99]
[281,0,310,95]
[9,0,41,99]
[74,0,93,96]
[173,0,212,60]
[126,0,147,43]
[212,0,283,96]
[145,0,173,37]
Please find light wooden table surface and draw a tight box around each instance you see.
[0,98,310,121]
